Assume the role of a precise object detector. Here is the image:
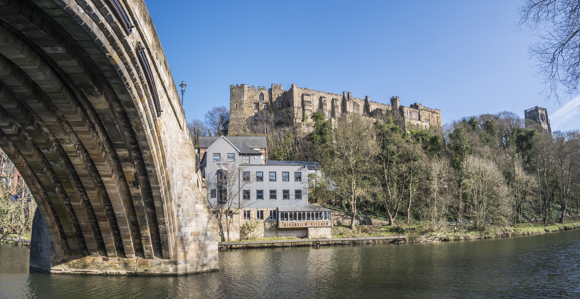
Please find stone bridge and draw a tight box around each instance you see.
[0,0,218,275]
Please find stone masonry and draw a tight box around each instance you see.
[0,0,218,275]
[229,84,443,135]
[525,106,551,134]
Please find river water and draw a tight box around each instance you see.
[1,230,580,298]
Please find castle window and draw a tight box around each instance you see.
[236,103,238,109]
[254,113,258,122]
[277,113,281,120]
[327,110,331,118]
[259,93,264,101]
[263,104,268,110]
[277,101,281,109]
[254,104,258,110]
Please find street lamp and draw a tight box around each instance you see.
[180,81,187,105]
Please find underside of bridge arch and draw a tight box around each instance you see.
[0,0,218,275]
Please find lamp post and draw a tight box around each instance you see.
[180,81,187,105]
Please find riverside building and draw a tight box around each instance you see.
[198,136,332,240]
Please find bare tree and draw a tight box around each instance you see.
[0,150,35,240]
[428,157,450,230]
[510,159,537,223]
[204,106,229,136]
[520,0,580,101]
[206,161,254,241]
[462,155,510,229]
[324,114,378,230]
[188,119,208,148]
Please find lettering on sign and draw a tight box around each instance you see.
[278,221,332,228]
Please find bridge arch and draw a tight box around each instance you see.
[0,0,218,274]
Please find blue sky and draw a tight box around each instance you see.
[146,0,579,132]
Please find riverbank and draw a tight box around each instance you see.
[0,235,30,246]
[218,221,580,249]
[333,221,580,243]
[219,235,407,250]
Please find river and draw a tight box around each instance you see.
[1,229,580,298]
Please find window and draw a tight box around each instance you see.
[243,171,250,182]
[254,113,258,122]
[283,190,290,200]
[269,210,277,220]
[210,189,216,198]
[270,189,277,200]
[235,103,238,109]
[327,110,331,118]
[213,153,221,162]
[294,172,302,182]
[243,190,250,200]
[263,104,268,110]
[256,171,263,182]
[242,156,250,164]
[256,190,263,200]
[277,101,281,109]
[243,210,251,220]
[295,189,302,200]
[256,210,264,220]
[282,172,289,182]
[254,103,258,110]
[269,171,276,182]
[259,93,264,101]
[277,112,281,120]
[227,153,235,162]
[212,210,219,218]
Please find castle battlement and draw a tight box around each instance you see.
[228,83,443,135]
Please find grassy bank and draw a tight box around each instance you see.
[330,221,580,243]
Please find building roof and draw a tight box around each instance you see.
[199,136,267,149]
[267,160,321,171]
[235,144,262,155]
[278,204,333,212]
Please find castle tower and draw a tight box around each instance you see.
[390,96,400,110]
[524,106,551,134]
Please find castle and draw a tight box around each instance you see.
[524,106,551,134]
[228,84,443,135]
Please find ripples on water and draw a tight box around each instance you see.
[1,230,580,298]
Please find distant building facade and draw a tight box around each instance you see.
[525,106,551,134]
[198,136,332,240]
[228,83,443,135]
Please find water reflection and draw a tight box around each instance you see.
[1,230,580,298]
